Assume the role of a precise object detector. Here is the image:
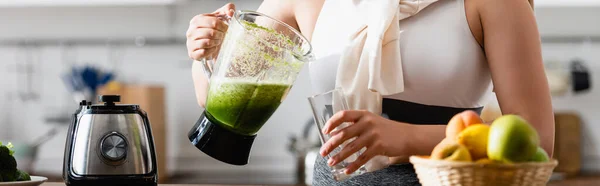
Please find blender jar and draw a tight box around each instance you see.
[188,10,313,165]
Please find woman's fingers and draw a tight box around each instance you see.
[213,3,236,17]
[186,15,228,60]
[186,3,235,60]
[194,39,221,49]
[188,28,226,41]
[188,47,219,61]
[321,115,372,156]
[189,15,229,32]
[323,110,366,134]
[345,145,378,174]
[187,38,221,59]
[327,135,370,166]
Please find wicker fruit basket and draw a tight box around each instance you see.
[410,156,558,186]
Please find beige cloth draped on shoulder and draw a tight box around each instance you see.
[331,0,439,115]
[314,0,440,171]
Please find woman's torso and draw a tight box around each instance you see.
[301,0,493,185]
[307,0,493,108]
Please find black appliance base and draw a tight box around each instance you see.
[188,111,257,166]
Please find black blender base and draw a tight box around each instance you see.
[188,111,257,165]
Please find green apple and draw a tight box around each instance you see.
[530,146,550,162]
[487,115,540,163]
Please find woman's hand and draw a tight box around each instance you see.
[320,110,413,174]
[186,3,236,60]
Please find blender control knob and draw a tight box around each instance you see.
[100,133,128,161]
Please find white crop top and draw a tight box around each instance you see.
[309,0,493,108]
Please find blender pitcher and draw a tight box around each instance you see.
[188,10,314,165]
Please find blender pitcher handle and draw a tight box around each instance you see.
[199,58,215,79]
[198,13,233,79]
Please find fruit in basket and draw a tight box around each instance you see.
[433,137,455,148]
[475,158,504,165]
[529,146,550,162]
[430,138,454,157]
[457,124,490,160]
[475,158,500,164]
[487,115,540,163]
[446,111,483,139]
[431,141,472,162]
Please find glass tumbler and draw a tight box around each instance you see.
[307,88,368,181]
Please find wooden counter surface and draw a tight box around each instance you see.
[41,183,265,186]
[41,176,600,186]
[547,175,600,186]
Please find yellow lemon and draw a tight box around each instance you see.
[457,124,490,160]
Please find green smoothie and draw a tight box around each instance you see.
[205,79,291,136]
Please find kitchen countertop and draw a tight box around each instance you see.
[547,175,600,186]
[41,183,266,186]
[41,176,600,186]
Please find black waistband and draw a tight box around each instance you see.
[381,98,483,125]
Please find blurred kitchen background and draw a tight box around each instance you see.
[0,0,598,185]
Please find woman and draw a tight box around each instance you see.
[186,0,554,185]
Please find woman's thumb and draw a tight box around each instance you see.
[216,3,236,17]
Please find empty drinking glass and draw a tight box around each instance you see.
[307,88,368,181]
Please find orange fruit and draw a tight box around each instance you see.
[446,110,484,139]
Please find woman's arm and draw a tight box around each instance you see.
[320,109,462,172]
[529,0,534,8]
[479,0,554,156]
[322,112,478,167]
[389,125,446,163]
[397,0,550,163]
